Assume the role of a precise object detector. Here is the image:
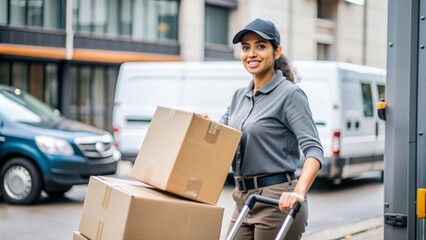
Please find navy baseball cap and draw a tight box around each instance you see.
[232,18,281,46]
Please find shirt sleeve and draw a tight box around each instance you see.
[284,88,324,168]
[220,106,230,125]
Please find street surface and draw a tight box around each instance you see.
[0,161,383,240]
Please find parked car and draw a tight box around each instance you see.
[0,85,121,204]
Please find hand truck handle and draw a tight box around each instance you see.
[245,194,302,216]
[226,194,302,240]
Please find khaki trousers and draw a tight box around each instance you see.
[226,180,308,240]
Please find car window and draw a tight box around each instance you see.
[0,89,60,123]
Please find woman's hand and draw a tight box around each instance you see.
[278,192,304,212]
[196,113,209,119]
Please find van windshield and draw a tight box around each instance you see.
[0,88,61,123]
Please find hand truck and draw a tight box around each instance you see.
[225,194,302,240]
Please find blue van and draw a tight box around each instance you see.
[0,85,120,204]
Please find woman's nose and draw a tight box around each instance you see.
[248,49,257,57]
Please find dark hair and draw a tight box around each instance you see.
[272,43,296,83]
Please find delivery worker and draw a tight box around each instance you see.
[220,18,323,239]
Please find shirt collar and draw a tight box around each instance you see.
[244,70,285,97]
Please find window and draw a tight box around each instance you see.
[205,4,229,45]
[120,0,132,35]
[317,43,331,60]
[361,83,373,117]
[6,0,62,28]
[0,62,10,85]
[73,0,179,40]
[69,65,118,131]
[93,67,105,128]
[27,0,43,27]
[43,0,59,29]
[0,0,7,24]
[12,62,28,91]
[44,63,58,109]
[29,63,43,100]
[317,0,338,19]
[10,0,26,26]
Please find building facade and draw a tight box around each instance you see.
[0,0,387,132]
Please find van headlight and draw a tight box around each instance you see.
[35,136,74,156]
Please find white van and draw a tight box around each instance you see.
[112,61,385,184]
[295,61,386,184]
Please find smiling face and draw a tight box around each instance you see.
[240,32,282,79]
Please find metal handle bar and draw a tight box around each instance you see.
[226,194,302,240]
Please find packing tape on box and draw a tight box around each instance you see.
[102,186,112,209]
[164,109,177,132]
[184,177,203,199]
[204,122,221,144]
[96,221,104,240]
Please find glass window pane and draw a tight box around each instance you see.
[0,62,10,85]
[106,67,118,132]
[93,0,107,33]
[44,0,59,29]
[80,67,91,124]
[10,0,26,26]
[93,67,105,129]
[79,0,93,32]
[143,0,157,40]
[120,0,132,35]
[361,83,373,117]
[29,63,43,101]
[28,0,43,27]
[157,0,178,40]
[0,0,8,24]
[12,62,28,91]
[205,5,229,44]
[107,0,118,35]
[44,63,58,109]
[70,66,78,119]
[132,0,144,39]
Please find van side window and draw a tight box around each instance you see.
[361,83,374,117]
[377,84,385,100]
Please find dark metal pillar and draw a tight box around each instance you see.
[384,0,420,239]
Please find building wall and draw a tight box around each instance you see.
[228,0,387,68]
[0,0,388,132]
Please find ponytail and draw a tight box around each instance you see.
[272,43,298,83]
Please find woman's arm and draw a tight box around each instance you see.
[279,157,320,212]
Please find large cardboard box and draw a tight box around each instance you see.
[79,176,224,240]
[73,231,89,240]
[131,106,241,205]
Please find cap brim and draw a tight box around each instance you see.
[232,29,274,44]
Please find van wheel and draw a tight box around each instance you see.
[0,158,42,205]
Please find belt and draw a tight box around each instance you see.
[234,172,296,193]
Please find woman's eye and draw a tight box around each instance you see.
[242,45,250,51]
[257,44,266,49]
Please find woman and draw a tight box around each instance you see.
[221,18,323,239]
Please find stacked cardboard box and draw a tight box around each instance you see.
[77,106,242,240]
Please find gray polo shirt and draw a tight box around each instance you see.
[220,70,323,176]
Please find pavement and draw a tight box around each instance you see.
[302,216,383,240]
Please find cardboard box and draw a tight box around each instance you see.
[73,231,89,240]
[79,176,224,240]
[131,106,241,205]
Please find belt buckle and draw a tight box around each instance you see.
[234,176,247,193]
